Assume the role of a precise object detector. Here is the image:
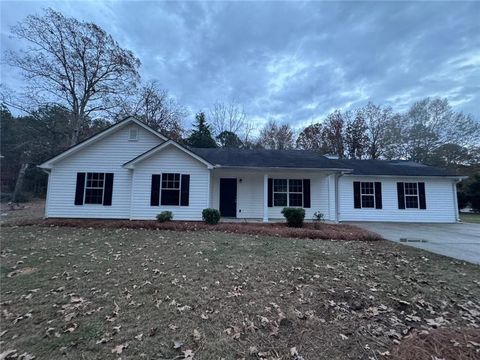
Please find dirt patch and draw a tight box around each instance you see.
[8,218,382,241]
[390,328,480,359]
[0,199,45,225]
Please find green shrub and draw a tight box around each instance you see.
[312,211,325,229]
[156,211,173,222]
[281,207,305,228]
[202,208,221,225]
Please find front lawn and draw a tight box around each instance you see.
[1,226,479,359]
[460,212,480,224]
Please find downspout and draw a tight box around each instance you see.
[40,168,51,219]
[453,178,462,222]
[335,172,345,223]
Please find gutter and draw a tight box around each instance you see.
[453,177,464,222]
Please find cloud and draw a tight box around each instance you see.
[1,1,479,128]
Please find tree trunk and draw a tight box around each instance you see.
[12,163,29,202]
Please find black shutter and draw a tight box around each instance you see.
[268,178,273,207]
[150,174,161,206]
[180,174,190,206]
[353,181,361,208]
[103,173,114,206]
[397,182,405,209]
[374,182,382,209]
[74,172,85,205]
[303,179,311,208]
[418,182,426,209]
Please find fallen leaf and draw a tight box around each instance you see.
[111,343,127,354]
[193,329,201,342]
[173,340,184,349]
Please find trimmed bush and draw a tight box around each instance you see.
[202,208,221,225]
[281,207,305,228]
[156,211,173,222]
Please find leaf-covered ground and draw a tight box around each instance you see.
[1,226,479,359]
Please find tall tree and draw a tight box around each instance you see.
[359,102,395,159]
[296,123,325,151]
[256,120,294,150]
[4,8,140,145]
[321,110,345,158]
[185,112,217,148]
[344,113,368,159]
[115,80,186,141]
[403,98,480,163]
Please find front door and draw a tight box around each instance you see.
[219,178,237,217]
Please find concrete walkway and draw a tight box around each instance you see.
[348,222,480,265]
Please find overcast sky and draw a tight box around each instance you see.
[1,1,479,130]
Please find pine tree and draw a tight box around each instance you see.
[186,112,217,148]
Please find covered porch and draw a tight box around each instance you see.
[209,168,342,222]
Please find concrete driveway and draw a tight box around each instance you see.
[349,222,480,264]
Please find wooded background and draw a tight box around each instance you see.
[1,9,479,210]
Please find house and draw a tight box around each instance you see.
[39,117,465,223]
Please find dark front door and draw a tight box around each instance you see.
[219,178,237,217]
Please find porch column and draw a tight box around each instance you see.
[263,174,268,222]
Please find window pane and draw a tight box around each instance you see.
[361,195,375,208]
[289,179,303,193]
[273,179,287,192]
[289,193,303,207]
[85,188,103,204]
[274,193,287,207]
[162,173,180,189]
[405,183,418,195]
[405,195,419,208]
[361,182,374,195]
[161,189,180,205]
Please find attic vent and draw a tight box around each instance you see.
[129,128,138,141]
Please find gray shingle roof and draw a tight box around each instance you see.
[333,159,460,176]
[190,148,344,169]
[190,148,460,176]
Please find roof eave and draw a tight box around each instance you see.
[211,165,354,172]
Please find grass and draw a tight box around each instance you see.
[460,212,480,224]
[1,226,479,359]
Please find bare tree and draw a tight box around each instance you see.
[115,80,186,140]
[4,8,141,145]
[209,102,253,142]
[321,110,345,158]
[257,120,294,150]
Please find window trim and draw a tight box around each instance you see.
[403,182,420,209]
[128,128,138,141]
[84,172,105,205]
[272,178,304,208]
[360,181,375,209]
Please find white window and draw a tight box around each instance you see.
[129,128,138,141]
[161,173,181,206]
[404,182,419,209]
[360,182,375,208]
[273,179,303,207]
[84,172,105,204]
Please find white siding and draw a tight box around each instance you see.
[130,146,210,220]
[45,124,163,219]
[211,170,332,220]
[338,176,457,223]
